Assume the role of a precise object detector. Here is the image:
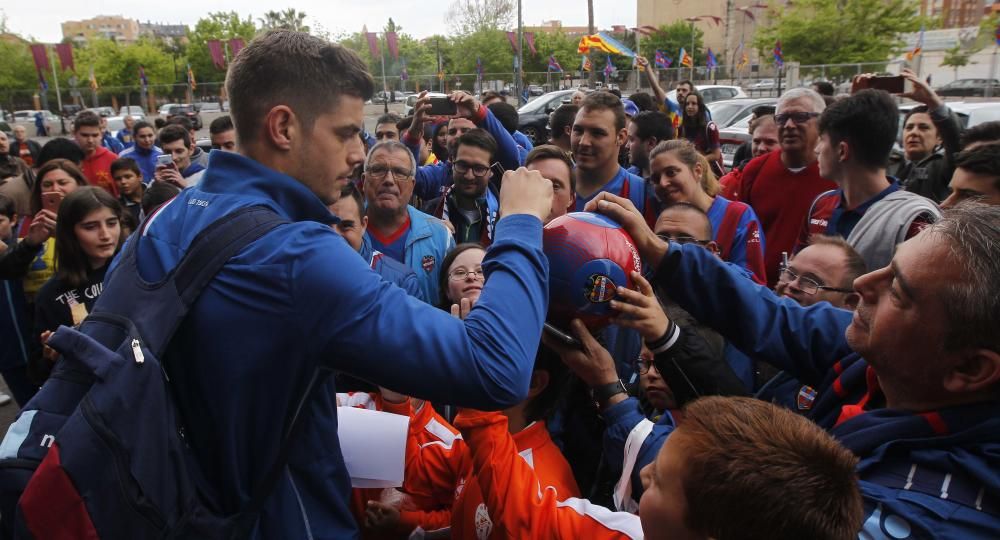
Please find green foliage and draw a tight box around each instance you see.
[638,22,705,66]
[0,40,37,98]
[940,44,971,77]
[76,39,173,90]
[753,0,921,65]
[186,11,258,84]
[258,9,310,33]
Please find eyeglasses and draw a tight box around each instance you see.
[778,266,853,295]
[448,267,485,281]
[656,233,711,246]
[452,161,493,178]
[632,355,657,375]
[367,164,413,181]
[774,112,820,125]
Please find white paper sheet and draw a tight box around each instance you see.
[337,406,410,488]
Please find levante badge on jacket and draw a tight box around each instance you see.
[422,255,436,273]
[797,385,817,411]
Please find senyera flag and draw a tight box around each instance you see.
[578,32,636,57]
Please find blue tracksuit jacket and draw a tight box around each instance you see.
[655,242,1000,539]
[119,150,549,539]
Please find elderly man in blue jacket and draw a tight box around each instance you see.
[122,30,554,539]
[584,193,1000,539]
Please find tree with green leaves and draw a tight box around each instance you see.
[940,44,972,80]
[446,0,515,35]
[74,38,174,104]
[185,11,258,85]
[0,39,37,108]
[753,0,921,66]
[258,9,310,33]
[637,22,704,69]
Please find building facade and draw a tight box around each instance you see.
[61,15,141,44]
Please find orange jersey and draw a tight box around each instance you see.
[453,410,644,540]
[451,412,583,540]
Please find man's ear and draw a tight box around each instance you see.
[943,349,1000,396]
[262,105,297,151]
[838,140,850,163]
[360,214,369,233]
[527,370,551,399]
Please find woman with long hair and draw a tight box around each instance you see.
[679,91,725,177]
[33,186,124,381]
[648,139,767,284]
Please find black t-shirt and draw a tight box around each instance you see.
[34,263,109,336]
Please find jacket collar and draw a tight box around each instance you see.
[199,150,337,225]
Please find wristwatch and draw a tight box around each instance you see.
[590,380,628,409]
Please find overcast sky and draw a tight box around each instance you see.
[4,1,637,43]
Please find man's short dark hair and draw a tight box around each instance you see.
[480,90,503,104]
[818,89,897,169]
[159,124,192,149]
[954,142,1000,187]
[606,88,622,99]
[73,110,100,132]
[37,138,84,167]
[0,194,15,219]
[455,128,497,161]
[133,120,154,135]
[812,81,835,96]
[396,116,414,132]
[549,104,578,139]
[676,80,694,89]
[525,144,576,193]
[659,202,713,240]
[141,181,181,215]
[581,91,626,131]
[487,102,519,135]
[628,92,656,112]
[630,111,674,143]
[960,120,1000,149]
[167,116,194,132]
[376,112,401,128]
[209,115,234,135]
[110,157,142,177]
[338,181,365,215]
[226,30,375,144]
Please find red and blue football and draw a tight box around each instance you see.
[543,212,642,330]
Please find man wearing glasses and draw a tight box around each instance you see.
[775,235,867,311]
[362,140,455,303]
[725,88,836,286]
[423,129,500,245]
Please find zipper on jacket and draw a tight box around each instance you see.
[131,339,144,364]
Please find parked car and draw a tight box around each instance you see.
[118,106,144,120]
[165,105,203,130]
[517,89,578,144]
[527,85,545,96]
[935,79,1000,98]
[747,79,776,90]
[90,106,115,117]
[706,97,778,129]
[667,85,748,105]
[718,114,754,169]
[158,103,180,117]
[402,92,448,117]
[105,116,126,138]
[13,110,57,133]
[947,101,1000,128]
[197,101,222,113]
[62,104,83,118]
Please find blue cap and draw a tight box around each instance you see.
[622,99,639,117]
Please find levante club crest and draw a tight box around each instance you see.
[585,274,616,303]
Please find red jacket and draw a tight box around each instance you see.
[729,150,835,286]
[453,410,643,539]
[80,146,119,197]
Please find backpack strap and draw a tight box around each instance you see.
[715,200,746,262]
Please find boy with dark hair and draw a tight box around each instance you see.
[166,116,208,168]
[157,124,205,185]
[960,120,1000,150]
[139,179,180,216]
[110,157,145,228]
[73,110,119,196]
[423,128,500,245]
[208,115,236,152]
[374,112,402,141]
[799,88,939,271]
[525,144,575,222]
[487,101,533,154]
[941,141,1000,208]
[547,104,578,153]
[626,111,674,178]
